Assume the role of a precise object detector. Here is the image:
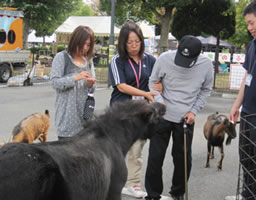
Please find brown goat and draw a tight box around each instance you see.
[203,112,237,170]
[12,110,50,144]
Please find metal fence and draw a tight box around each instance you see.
[212,62,243,95]
[236,114,256,200]
[8,52,246,94]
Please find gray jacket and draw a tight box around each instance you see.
[149,50,214,123]
[51,51,96,137]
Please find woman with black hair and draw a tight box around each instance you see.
[109,21,157,198]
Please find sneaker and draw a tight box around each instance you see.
[161,195,173,200]
[122,185,147,198]
[224,195,245,200]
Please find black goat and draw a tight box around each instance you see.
[203,112,237,170]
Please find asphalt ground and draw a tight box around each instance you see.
[0,83,240,200]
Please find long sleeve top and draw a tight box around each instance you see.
[149,50,214,123]
[50,50,96,137]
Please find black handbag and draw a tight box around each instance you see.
[83,93,95,120]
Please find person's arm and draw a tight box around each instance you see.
[148,56,165,103]
[229,71,247,123]
[116,84,156,102]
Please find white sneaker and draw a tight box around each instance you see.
[224,194,244,200]
[161,195,173,200]
[122,185,147,199]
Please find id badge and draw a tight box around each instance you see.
[132,96,144,100]
[245,74,253,86]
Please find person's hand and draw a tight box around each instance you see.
[74,71,91,81]
[152,81,163,93]
[144,91,157,103]
[184,112,195,124]
[229,107,240,123]
[86,77,96,88]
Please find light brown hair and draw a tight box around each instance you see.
[67,26,95,60]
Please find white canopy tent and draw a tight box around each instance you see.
[28,30,56,43]
[55,16,155,38]
[154,32,176,40]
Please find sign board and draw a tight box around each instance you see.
[202,52,246,63]
[232,53,245,63]
[219,53,231,62]
[229,64,246,90]
[203,52,215,61]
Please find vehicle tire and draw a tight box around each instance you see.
[0,64,12,83]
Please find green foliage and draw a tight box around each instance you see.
[71,2,95,16]
[29,46,49,54]
[57,45,66,52]
[228,0,252,49]
[2,0,83,38]
[99,0,192,26]
[172,0,235,40]
[199,0,236,39]
[171,1,202,40]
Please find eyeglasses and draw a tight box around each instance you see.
[126,40,141,45]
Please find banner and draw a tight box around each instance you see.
[219,53,231,62]
[232,53,245,63]
[229,64,246,90]
[203,52,215,61]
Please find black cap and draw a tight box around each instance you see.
[174,35,202,68]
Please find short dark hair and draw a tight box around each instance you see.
[243,0,256,16]
[117,21,145,59]
[67,26,95,60]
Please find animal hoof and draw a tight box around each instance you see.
[205,164,210,168]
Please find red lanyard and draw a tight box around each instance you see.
[128,59,141,88]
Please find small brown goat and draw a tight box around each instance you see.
[12,110,50,144]
[203,112,237,170]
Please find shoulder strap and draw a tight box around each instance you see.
[63,51,69,75]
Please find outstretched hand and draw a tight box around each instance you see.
[229,107,240,123]
[144,92,157,103]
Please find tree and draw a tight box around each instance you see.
[228,0,252,51]
[99,0,194,53]
[2,0,82,47]
[72,2,95,16]
[171,2,202,40]
[200,0,236,76]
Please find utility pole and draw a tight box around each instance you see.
[108,0,115,87]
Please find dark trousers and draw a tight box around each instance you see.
[145,118,194,198]
[240,112,256,199]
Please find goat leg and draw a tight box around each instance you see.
[210,146,214,159]
[205,142,211,168]
[217,145,224,170]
